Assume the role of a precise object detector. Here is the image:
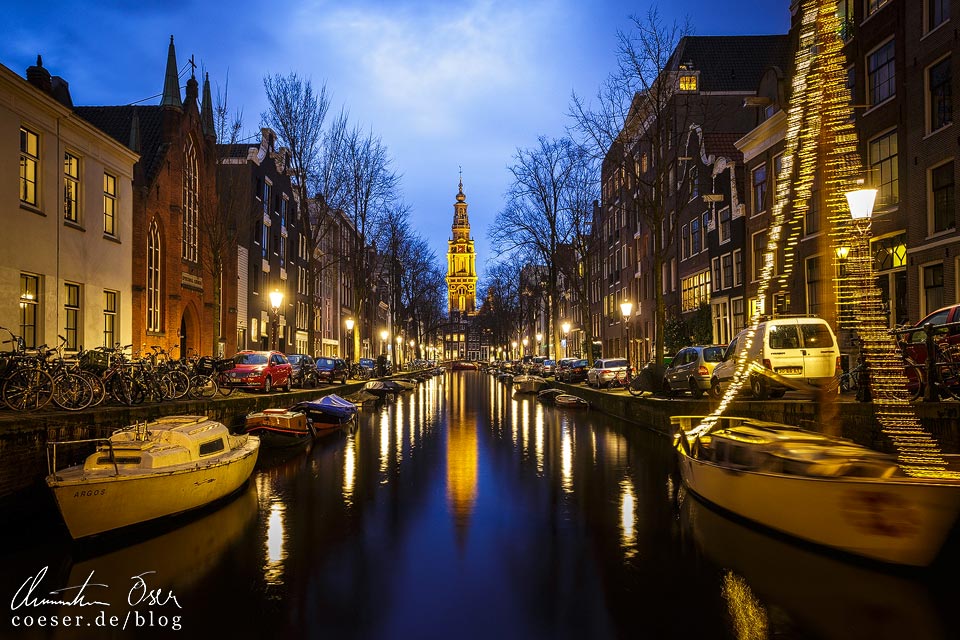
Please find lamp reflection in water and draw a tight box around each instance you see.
[619,477,637,559]
[446,418,478,547]
[395,400,404,464]
[342,432,356,506]
[560,421,574,494]
[263,501,287,588]
[722,572,769,640]
[534,404,545,474]
[379,411,390,475]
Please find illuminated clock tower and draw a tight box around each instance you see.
[446,176,477,316]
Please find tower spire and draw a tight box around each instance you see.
[201,72,215,140]
[160,35,182,110]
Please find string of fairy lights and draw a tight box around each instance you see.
[688,0,953,478]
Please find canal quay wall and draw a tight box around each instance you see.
[0,383,368,503]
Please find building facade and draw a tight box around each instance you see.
[2,57,136,351]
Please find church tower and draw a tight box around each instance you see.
[446,175,477,316]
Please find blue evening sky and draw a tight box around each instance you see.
[3,0,789,273]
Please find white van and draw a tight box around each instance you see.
[711,316,840,399]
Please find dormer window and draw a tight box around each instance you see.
[679,73,698,92]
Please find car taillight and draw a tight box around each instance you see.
[762,359,772,370]
[600,369,611,375]
[698,365,708,376]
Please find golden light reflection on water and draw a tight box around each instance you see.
[263,501,287,587]
[379,410,390,475]
[534,404,544,474]
[722,571,769,640]
[446,419,479,546]
[619,477,637,558]
[561,424,573,494]
[395,401,404,464]
[343,431,356,506]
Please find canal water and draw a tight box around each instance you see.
[2,371,958,639]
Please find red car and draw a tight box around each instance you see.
[899,304,960,364]
[223,350,293,392]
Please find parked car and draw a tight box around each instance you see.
[560,358,590,383]
[711,316,840,400]
[554,357,577,380]
[586,358,629,388]
[898,303,960,364]
[316,357,349,384]
[223,350,293,393]
[540,359,556,377]
[286,354,317,388]
[662,345,726,398]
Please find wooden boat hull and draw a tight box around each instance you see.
[245,409,312,447]
[677,448,960,566]
[48,435,259,539]
[554,394,589,409]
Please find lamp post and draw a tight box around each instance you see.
[345,317,355,363]
[396,335,403,369]
[620,301,633,375]
[268,289,284,352]
[380,330,388,356]
[522,337,529,359]
[511,340,518,361]
[409,339,415,365]
[562,321,571,359]
[845,187,877,402]
[536,332,542,356]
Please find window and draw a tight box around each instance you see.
[691,218,701,254]
[261,222,269,259]
[64,152,80,223]
[103,172,117,236]
[867,0,892,16]
[182,139,199,262]
[927,0,949,31]
[752,231,767,282]
[928,57,952,133]
[772,154,784,205]
[147,220,162,332]
[279,235,286,265]
[680,270,711,312]
[923,263,944,314]
[280,195,289,227]
[712,257,721,289]
[263,180,272,217]
[930,161,955,234]
[869,130,898,207]
[103,290,117,348]
[20,274,39,348]
[806,183,822,235]
[20,127,39,206]
[752,164,767,214]
[732,297,745,335]
[681,224,689,260]
[867,39,895,106]
[837,0,854,40]
[64,283,80,351]
[678,73,698,92]
[733,249,743,286]
[805,256,823,317]
[719,207,731,243]
[689,165,699,199]
[722,253,733,290]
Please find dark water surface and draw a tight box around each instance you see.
[2,371,958,639]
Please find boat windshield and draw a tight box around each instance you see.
[235,353,268,365]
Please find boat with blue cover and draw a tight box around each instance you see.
[291,394,358,426]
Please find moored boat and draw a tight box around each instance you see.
[537,388,564,404]
[672,415,960,567]
[364,380,402,400]
[292,394,358,431]
[46,415,259,539]
[554,394,589,409]
[244,408,314,447]
[512,374,549,394]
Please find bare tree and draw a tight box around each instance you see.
[490,136,589,360]
[476,258,525,356]
[569,7,693,365]
[262,73,330,353]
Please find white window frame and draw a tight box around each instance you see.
[866,37,896,108]
[927,157,955,237]
[925,54,952,135]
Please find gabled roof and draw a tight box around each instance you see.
[702,132,743,162]
[74,105,167,185]
[670,35,790,93]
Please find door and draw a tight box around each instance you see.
[798,322,837,379]
[765,321,805,379]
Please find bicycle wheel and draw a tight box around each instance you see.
[81,371,107,407]
[190,374,218,399]
[216,373,235,396]
[902,358,924,401]
[108,373,135,406]
[937,362,960,400]
[52,372,94,411]
[164,370,191,400]
[2,367,54,411]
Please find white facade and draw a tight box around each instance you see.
[0,62,136,351]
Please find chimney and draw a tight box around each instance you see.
[26,55,52,94]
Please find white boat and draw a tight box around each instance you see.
[46,415,260,539]
[671,415,960,567]
[512,375,549,394]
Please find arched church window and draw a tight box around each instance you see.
[147,220,162,332]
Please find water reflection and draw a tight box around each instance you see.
[342,431,356,505]
[446,417,479,546]
[560,422,573,493]
[263,501,287,587]
[722,571,769,640]
[619,477,637,558]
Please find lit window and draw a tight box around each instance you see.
[20,274,39,348]
[20,127,39,206]
[64,283,80,351]
[867,40,895,106]
[678,74,698,92]
[64,152,80,223]
[147,220,162,332]
[103,172,117,236]
[928,57,952,133]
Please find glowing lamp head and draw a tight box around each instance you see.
[620,300,633,319]
[536,333,542,343]
[835,246,850,261]
[268,289,284,311]
[562,322,571,334]
[345,318,355,332]
[380,330,388,341]
[845,188,878,220]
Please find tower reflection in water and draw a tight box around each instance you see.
[447,371,479,545]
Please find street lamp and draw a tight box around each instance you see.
[396,335,403,369]
[562,321,571,359]
[380,329,388,356]
[522,337,529,358]
[536,332,542,356]
[845,186,878,402]
[511,340,518,361]
[620,300,633,374]
[345,317,355,362]
[269,289,284,351]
